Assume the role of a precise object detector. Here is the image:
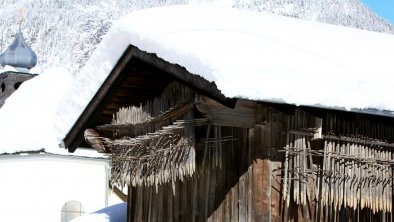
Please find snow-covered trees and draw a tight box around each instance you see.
[0,0,392,74]
[235,0,394,33]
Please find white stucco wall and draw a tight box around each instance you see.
[0,154,110,222]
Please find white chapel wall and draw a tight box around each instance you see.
[0,155,109,222]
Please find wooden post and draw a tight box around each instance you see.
[269,111,284,222]
[250,123,272,221]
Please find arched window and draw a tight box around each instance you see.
[60,200,86,222]
[14,82,22,90]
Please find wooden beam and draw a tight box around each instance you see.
[252,123,273,221]
[63,46,134,152]
[112,185,128,202]
[97,100,195,131]
[196,96,256,128]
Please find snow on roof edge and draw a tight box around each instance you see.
[56,4,394,143]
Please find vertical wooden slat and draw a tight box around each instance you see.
[262,123,273,221]
[128,186,134,222]
[271,112,284,222]
[239,172,247,222]
[247,128,254,222]
[174,181,179,222]
[209,161,217,219]
[247,164,253,222]
[147,186,153,222]
[238,128,248,222]
[158,184,163,222]
[283,117,291,222]
[197,173,205,222]
[167,184,173,222]
[191,175,198,222]
[223,189,231,222]
[231,185,239,222]
[162,185,168,222]
[250,126,264,221]
[216,200,223,222]
[181,179,188,222]
[136,186,143,222]
[204,158,211,220]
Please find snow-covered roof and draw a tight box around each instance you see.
[0,67,107,157]
[56,4,394,142]
[0,67,70,153]
[0,4,392,153]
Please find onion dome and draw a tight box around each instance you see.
[0,28,37,70]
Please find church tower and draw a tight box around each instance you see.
[0,22,38,108]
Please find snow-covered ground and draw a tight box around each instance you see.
[70,202,127,222]
[56,4,394,142]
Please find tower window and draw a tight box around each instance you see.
[1,83,5,93]
[14,82,22,90]
[60,200,86,222]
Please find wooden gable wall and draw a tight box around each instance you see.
[64,45,394,222]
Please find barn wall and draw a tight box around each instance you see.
[281,109,394,222]
[125,105,394,222]
[126,107,288,222]
[127,126,250,222]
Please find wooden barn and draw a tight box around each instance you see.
[62,45,394,222]
[60,5,394,222]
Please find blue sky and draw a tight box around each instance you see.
[361,0,394,24]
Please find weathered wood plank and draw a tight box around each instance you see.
[247,166,253,222]
[158,186,163,222]
[191,176,198,222]
[167,184,173,222]
[174,181,179,222]
[197,96,256,128]
[270,111,284,222]
[127,186,133,222]
[247,128,254,222]
[182,179,188,222]
[239,173,247,222]
[250,126,264,221]
[136,186,143,222]
[261,124,273,221]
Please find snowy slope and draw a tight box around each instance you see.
[56,5,394,142]
[0,0,392,74]
[235,0,394,33]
